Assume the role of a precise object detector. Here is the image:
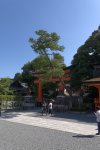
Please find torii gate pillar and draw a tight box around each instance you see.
[34,79,43,104]
[38,79,42,103]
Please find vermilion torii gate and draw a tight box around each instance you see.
[34,69,71,103]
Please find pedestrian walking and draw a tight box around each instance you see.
[48,101,53,116]
[42,101,47,115]
[94,106,100,135]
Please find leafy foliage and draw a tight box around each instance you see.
[29,30,64,69]
[71,27,100,89]
[0,78,13,95]
[29,30,64,54]
[22,54,65,82]
[13,30,66,95]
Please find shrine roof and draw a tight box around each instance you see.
[84,77,100,84]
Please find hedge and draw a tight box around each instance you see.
[0,95,24,101]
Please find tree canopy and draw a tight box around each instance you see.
[0,78,13,95]
[71,27,100,89]
[13,53,66,96]
[13,30,66,95]
[29,30,64,68]
[29,30,64,54]
[29,30,66,79]
[21,53,65,82]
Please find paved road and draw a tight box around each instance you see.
[0,110,100,150]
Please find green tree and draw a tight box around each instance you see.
[0,78,13,95]
[16,52,66,97]
[29,30,65,80]
[13,30,66,96]
[21,54,65,85]
[13,63,35,95]
[14,73,22,81]
[71,26,100,90]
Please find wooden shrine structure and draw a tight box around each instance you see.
[84,77,100,108]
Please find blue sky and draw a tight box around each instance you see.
[0,0,100,78]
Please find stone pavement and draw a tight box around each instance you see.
[0,110,97,136]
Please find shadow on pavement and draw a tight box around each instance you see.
[0,109,42,119]
[0,109,31,119]
[72,134,95,138]
[0,109,96,125]
[1,112,20,119]
[51,111,96,124]
[24,109,96,124]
